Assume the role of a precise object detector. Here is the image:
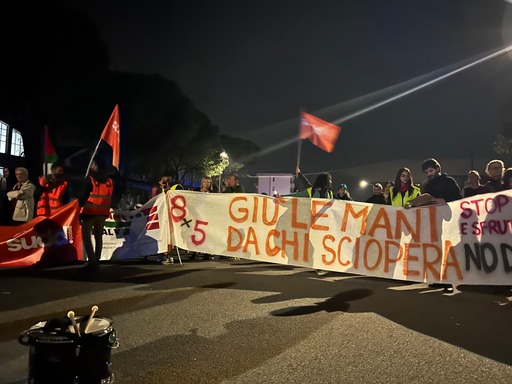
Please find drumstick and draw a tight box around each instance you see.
[84,305,99,334]
[67,311,81,337]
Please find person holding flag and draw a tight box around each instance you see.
[78,157,114,271]
[79,105,120,271]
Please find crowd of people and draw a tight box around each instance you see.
[1,156,511,278]
[292,157,512,292]
[337,158,511,207]
[0,158,116,272]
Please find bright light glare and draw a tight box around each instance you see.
[220,151,228,159]
[359,180,368,188]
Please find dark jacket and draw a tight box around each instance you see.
[366,194,387,204]
[423,174,462,202]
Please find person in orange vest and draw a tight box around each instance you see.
[78,157,114,271]
[36,162,69,217]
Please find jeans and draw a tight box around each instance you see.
[81,216,107,265]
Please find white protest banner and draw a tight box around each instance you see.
[98,193,170,260]
[167,190,512,286]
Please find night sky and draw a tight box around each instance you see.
[72,0,512,197]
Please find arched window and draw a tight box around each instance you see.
[0,120,7,153]
[10,128,24,157]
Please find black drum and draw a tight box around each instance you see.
[19,315,118,384]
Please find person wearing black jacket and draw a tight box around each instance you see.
[421,158,462,204]
[420,158,461,293]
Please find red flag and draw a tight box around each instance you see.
[99,105,120,170]
[299,112,341,153]
[44,125,58,163]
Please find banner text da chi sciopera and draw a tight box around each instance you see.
[168,190,512,285]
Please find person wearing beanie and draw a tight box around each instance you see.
[335,183,353,201]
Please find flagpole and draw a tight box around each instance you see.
[296,140,302,170]
[85,138,102,178]
[296,108,305,170]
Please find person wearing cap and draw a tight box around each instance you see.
[365,183,387,204]
[335,183,353,201]
[389,167,421,207]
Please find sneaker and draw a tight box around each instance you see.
[443,286,454,293]
[156,254,174,265]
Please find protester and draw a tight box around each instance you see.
[0,167,12,225]
[197,176,214,193]
[3,167,16,191]
[334,183,352,200]
[421,158,462,204]
[79,157,114,271]
[389,167,421,207]
[463,170,485,197]
[482,159,506,193]
[149,175,176,264]
[292,167,333,275]
[420,158,461,293]
[224,173,245,193]
[36,162,69,217]
[294,167,333,198]
[365,183,387,204]
[503,168,512,190]
[382,181,394,205]
[6,167,36,225]
[151,175,172,197]
[190,176,215,260]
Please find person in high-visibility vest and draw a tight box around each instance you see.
[78,157,114,271]
[389,167,421,207]
[290,167,333,276]
[293,167,334,199]
[36,163,69,217]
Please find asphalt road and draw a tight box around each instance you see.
[1,254,512,383]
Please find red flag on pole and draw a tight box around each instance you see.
[44,125,58,164]
[99,105,120,170]
[299,112,341,153]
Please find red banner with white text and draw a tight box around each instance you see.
[0,200,83,267]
